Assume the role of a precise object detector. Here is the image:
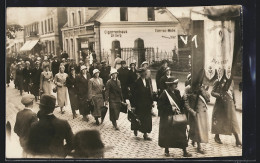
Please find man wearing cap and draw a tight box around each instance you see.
[159,67,172,95]
[99,60,111,85]
[131,67,153,140]
[156,60,168,93]
[75,65,91,121]
[113,54,122,70]
[14,94,38,156]
[51,55,60,76]
[26,95,73,158]
[22,61,32,94]
[157,77,192,157]
[30,61,43,101]
[118,60,129,101]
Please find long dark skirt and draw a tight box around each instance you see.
[78,96,90,116]
[31,83,40,97]
[138,113,152,134]
[159,115,188,149]
[109,102,121,122]
[211,94,240,135]
[23,80,30,93]
[68,88,79,114]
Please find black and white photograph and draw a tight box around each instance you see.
[5,5,245,159]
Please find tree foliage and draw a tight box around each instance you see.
[6,24,23,39]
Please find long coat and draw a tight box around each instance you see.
[16,68,24,91]
[105,78,124,122]
[26,114,73,158]
[156,66,166,90]
[40,71,53,95]
[75,73,91,116]
[157,89,188,149]
[51,60,60,76]
[183,85,210,143]
[211,80,240,135]
[118,67,129,101]
[66,74,79,112]
[54,73,69,107]
[14,109,38,148]
[88,77,104,117]
[23,67,32,93]
[30,67,43,97]
[131,77,153,133]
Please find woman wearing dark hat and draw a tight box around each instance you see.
[105,68,124,130]
[54,65,69,114]
[118,60,129,101]
[211,77,241,147]
[159,67,172,95]
[157,77,192,157]
[75,65,91,121]
[66,67,79,118]
[40,63,53,95]
[89,69,105,125]
[131,67,153,140]
[127,60,138,90]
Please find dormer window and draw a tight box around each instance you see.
[120,7,128,21]
[148,7,155,21]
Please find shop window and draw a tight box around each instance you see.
[148,7,155,21]
[120,8,128,21]
[78,11,82,25]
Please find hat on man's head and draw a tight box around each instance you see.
[35,60,40,64]
[53,55,57,58]
[121,60,126,64]
[25,61,30,64]
[162,60,168,64]
[93,69,100,75]
[80,65,87,71]
[110,68,118,76]
[101,60,106,64]
[39,95,56,109]
[165,76,179,85]
[21,94,35,105]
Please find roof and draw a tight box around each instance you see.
[87,7,109,23]
[177,17,191,35]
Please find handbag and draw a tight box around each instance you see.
[53,86,57,93]
[164,90,187,126]
[120,102,128,113]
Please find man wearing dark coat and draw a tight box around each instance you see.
[61,50,69,60]
[157,77,192,157]
[26,95,73,158]
[75,65,92,121]
[22,61,32,94]
[117,60,129,101]
[51,56,60,76]
[16,62,24,95]
[14,94,38,157]
[99,60,111,85]
[30,61,42,101]
[156,60,168,92]
[131,67,153,140]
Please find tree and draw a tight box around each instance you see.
[6,24,23,39]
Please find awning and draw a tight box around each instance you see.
[20,40,39,51]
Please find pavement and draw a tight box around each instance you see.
[5,80,242,159]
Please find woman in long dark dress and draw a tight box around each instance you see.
[16,62,24,96]
[211,77,242,147]
[157,77,192,157]
[66,67,79,119]
[105,68,124,130]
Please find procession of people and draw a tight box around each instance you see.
[7,52,242,158]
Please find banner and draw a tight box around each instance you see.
[204,20,235,80]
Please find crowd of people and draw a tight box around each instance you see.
[6,52,242,158]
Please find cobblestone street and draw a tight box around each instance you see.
[6,80,242,159]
